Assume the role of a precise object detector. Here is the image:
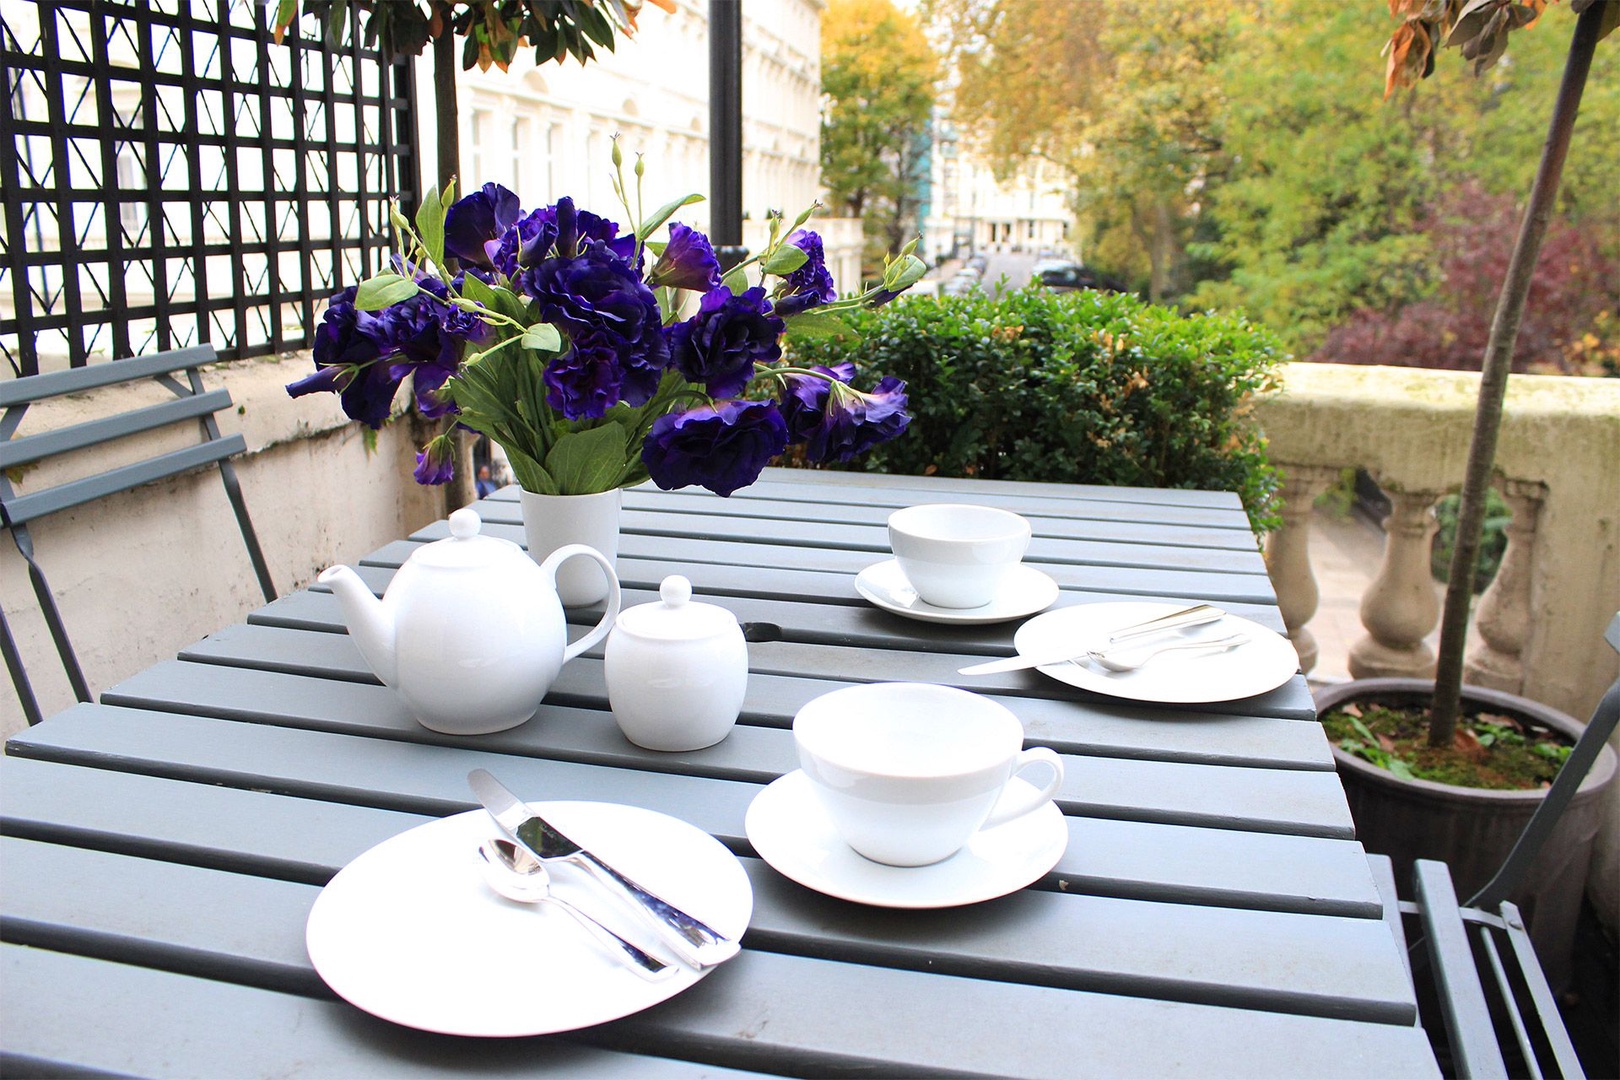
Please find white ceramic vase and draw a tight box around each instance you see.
[520,487,623,607]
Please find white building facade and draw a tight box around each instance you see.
[422,0,862,291]
[918,120,1074,265]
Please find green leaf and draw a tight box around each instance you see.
[761,244,809,276]
[636,193,706,241]
[722,264,750,294]
[544,423,632,494]
[355,273,420,310]
[1388,759,1416,782]
[416,183,447,272]
[521,322,564,353]
[504,445,556,495]
[325,0,349,48]
[455,271,497,309]
[783,309,858,341]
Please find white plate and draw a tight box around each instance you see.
[745,771,1067,909]
[1013,601,1300,704]
[854,559,1059,625]
[306,805,752,1037]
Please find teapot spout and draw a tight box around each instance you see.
[318,564,397,686]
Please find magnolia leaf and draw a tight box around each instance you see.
[783,309,858,341]
[544,422,632,494]
[416,184,447,272]
[354,273,419,310]
[521,322,564,353]
[636,193,705,240]
[761,244,809,276]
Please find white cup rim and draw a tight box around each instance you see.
[793,682,1023,780]
[888,503,1031,545]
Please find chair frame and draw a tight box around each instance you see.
[1377,613,1620,1079]
[1,346,276,726]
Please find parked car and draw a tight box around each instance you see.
[1035,263,1128,294]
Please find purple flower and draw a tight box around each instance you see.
[444,183,523,268]
[544,333,628,420]
[643,399,789,497]
[649,223,722,292]
[489,208,559,278]
[779,229,836,311]
[413,434,456,486]
[667,286,784,400]
[780,365,911,464]
[524,241,668,415]
[286,286,402,428]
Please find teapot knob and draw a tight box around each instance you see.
[659,575,692,607]
[448,508,482,540]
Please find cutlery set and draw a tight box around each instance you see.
[468,768,740,976]
[957,602,1236,675]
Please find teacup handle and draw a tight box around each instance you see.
[981,747,1065,831]
[538,544,622,663]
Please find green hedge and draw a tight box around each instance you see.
[788,287,1285,532]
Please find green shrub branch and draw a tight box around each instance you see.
[788,287,1284,533]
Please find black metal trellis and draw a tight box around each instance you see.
[0,0,419,377]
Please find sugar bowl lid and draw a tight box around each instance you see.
[615,575,739,641]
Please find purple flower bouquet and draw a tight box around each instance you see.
[287,147,925,497]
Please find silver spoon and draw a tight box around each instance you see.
[1084,632,1250,673]
[477,838,675,980]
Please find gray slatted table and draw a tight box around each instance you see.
[1,469,1440,1078]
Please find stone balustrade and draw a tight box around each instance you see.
[1255,361,1620,928]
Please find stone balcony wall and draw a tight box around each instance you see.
[0,351,442,738]
[1256,361,1620,928]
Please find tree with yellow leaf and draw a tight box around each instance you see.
[821,0,941,275]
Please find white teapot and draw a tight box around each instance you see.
[319,508,620,735]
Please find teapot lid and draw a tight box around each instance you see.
[615,575,739,642]
[414,508,525,569]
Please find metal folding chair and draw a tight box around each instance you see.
[1,346,276,726]
[1374,613,1620,1079]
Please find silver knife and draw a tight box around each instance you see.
[958,604,1226,676]
[467,768,740,969]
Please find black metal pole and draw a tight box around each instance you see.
[708,0,746,271]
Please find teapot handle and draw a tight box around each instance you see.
[539,544,622,663]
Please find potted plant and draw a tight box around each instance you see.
[286,143,925,603]
[1317,0,1617,990]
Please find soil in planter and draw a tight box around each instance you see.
[1322,700,1573,789]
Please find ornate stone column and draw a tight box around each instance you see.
[1465,480,1545,695]
[1263,465,1339,675]
[1350,486,1443,679]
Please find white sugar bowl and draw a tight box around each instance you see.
[605,575,748,751]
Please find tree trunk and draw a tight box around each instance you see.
[1429,2,1603,746]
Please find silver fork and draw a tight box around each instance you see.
[1085,632,1249,672]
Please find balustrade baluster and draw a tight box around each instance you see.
[1465,481,1545,695]
[1264,465,1339,675]
[1350,486,1443,679]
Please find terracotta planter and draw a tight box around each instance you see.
[1317,678,1615,992]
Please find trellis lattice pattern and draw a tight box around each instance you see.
[0,0,418,376]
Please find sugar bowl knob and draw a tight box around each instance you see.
[604,575,748,751]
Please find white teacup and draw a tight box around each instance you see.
[888,503,1032,609]
[792,682,1064,867]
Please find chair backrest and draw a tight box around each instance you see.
[1,346,276,725]
[1403,612,1620,1079]
[1470,612,1620,910]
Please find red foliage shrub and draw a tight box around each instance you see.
[1312,181,1619,375]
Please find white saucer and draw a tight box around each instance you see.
[306,805,752,1037]
[854,559,1059,625]
[745,771,1068,909]
[1013,601,1301,704]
